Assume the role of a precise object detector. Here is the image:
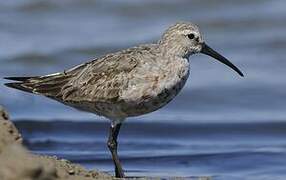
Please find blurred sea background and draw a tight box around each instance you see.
[1,0,286,179]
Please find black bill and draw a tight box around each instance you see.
[201,43,244,77]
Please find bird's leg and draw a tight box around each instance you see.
[107,123,124,178]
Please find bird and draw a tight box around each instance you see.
[4,22,244,178]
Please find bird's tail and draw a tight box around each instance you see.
[4,72,73,98]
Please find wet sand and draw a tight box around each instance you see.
[0,106,114,180]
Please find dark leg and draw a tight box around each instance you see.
[107,123,124,178]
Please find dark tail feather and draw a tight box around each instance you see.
[4,73,75,99]
[4,76,36,81]
[4,82,34,93]
[4,64,85,98]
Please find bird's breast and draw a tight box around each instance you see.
[119,57,190,117]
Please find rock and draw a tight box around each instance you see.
[0,106,22,153]
[0,106,9,120]
[0,106,114,180]
[0,144,57,180]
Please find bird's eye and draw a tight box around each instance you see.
[188,33,195,40]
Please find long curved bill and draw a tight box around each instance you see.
[201,43,244,77]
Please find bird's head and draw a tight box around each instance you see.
[159,22,244,77]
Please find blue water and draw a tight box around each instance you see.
[1,1,286,179]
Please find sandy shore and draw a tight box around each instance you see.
[0,106,115,180]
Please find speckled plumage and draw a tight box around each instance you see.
[6,22,201,125]
[62,44,190,122]
[5,22,244,178]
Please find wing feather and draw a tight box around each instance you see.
[61,52,138,103]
